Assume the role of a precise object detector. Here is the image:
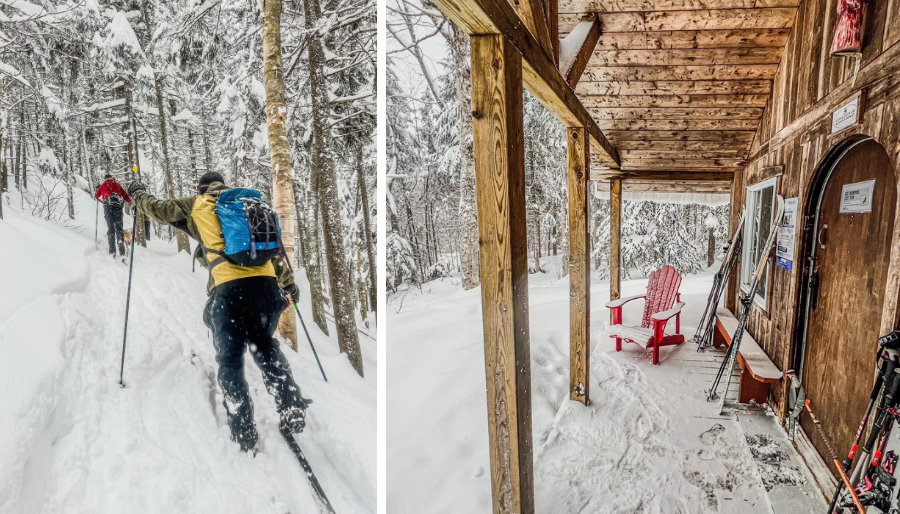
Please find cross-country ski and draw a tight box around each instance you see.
[708,195,785,414]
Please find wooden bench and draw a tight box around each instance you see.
[713,307,783,404]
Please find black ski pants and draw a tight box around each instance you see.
[202,276,307,451]
[103,204,125,256]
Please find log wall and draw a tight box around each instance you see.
[728,0,900,421]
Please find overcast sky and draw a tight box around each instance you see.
[386,0,452,97]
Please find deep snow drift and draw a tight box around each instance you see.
[0,178,376,514]
[387,256,824,513]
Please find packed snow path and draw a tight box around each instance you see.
[387,257,825,513]
[0,180,376,514]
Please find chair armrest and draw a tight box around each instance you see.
[652,302,685,322]
[606,294,646,309]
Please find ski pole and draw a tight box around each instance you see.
[851,359,900,488]
[119,172,139,387]
[94,199,99,249]
[829,353,890,511]
[291,298,328,382]
[803,399,866,514]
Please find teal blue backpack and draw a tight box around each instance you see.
[215,188,283,267]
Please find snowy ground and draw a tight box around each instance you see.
[0,178,376,514]
[387,256,826,513]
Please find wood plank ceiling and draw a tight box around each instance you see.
[560,0,799,191]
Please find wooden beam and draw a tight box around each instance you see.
[581,64,778,81]
[429,0,620,167]
[547,0,559,64]
[610,178,622,316]
[559,0,798,12]
[589,48,784,66]
[567,126,590,406]
[621,157,747,167]
[560,8,797,33]
[593,180,733,193]
[559,16,603,88]
[604,129,757,142]
[470,34,534,514]
[614,139,755,151]
[597,119,761,130]
[591,107,763,120]
[588,29,791,50]
[582,94,770,108]
[514,0,556,65]
[576,80,773,96]
[596,170,736,181]
[620,149,748,158]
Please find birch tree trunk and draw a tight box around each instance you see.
[450,27,479,290]
[154,74,189,253]
[303,0,363,376]
[261,0,298,350]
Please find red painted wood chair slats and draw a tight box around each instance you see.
[607,265,686,365]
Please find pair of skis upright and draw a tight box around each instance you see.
[693,213,745,351]
[707,195,785,414]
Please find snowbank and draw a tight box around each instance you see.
[387,259,824,513]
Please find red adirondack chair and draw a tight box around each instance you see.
[606,265,685,365]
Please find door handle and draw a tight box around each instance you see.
[818,224,828,249]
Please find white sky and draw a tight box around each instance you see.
[386,0,451,95]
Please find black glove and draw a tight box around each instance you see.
[283,283,300,302]
[127,181,146,197]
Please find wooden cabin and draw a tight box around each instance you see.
[429,0,900,508]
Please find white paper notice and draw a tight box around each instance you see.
[839,179,875,214]
[776,197,798,271]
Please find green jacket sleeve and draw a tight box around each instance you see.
[272,254,295,290]
[133,191,194,225]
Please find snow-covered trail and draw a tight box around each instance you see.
[0,180,375,514]
[387,257,824,513]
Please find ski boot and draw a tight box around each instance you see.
[280,396,313,434]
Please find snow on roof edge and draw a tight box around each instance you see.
[592,191,730,207]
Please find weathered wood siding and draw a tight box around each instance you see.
[728,0,900,421]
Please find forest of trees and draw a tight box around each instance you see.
[0,0,374,376]
[386,1,729,291]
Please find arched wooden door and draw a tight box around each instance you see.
[799,139,896,476]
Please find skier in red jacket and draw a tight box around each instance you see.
[95,175,132,257]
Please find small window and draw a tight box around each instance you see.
[741,177,778,307]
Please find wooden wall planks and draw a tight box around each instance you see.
[730,0,900,429]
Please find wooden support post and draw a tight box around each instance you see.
[610,178,622,321]
[568,127,590,405]
[547,0,559,65]
[471,35,534,514]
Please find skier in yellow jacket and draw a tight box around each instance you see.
[127,172,309,453]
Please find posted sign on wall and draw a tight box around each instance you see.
[840,179,875,214]
[776,197,798,271]
[832,95,861,134]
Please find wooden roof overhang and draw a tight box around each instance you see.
[563,0,799,185]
